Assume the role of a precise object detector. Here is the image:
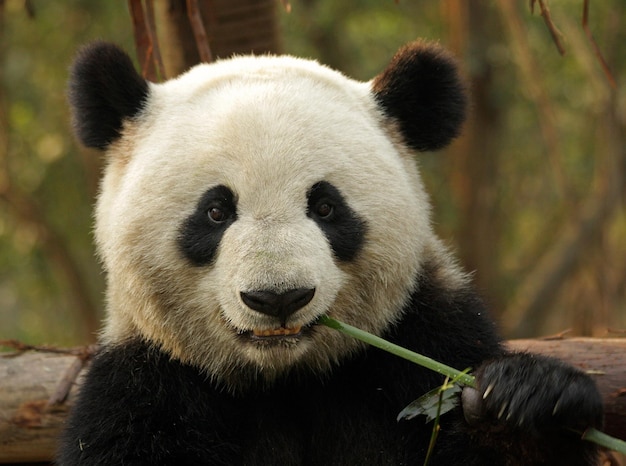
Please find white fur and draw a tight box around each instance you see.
[96,54,465,389]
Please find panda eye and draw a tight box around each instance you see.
[316,202,334,219]
[208,206,228,223]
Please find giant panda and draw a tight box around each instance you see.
[58,40,603,465]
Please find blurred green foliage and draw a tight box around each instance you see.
[1,1,134,344]
[1,1,624,345]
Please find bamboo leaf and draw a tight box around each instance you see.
[397,384,461,422]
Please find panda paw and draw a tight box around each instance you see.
[461,352,603,436]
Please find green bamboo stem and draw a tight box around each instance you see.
[319,315,626,455]
[318,316,477,387]
[582,427,626,455]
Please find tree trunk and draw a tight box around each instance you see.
[1,338,624,464]
[442,0,504,312]
[155,0,281,78]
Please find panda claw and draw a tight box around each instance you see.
[552,398,562,416]
[497,401,508,420]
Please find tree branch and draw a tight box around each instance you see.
[530,0,567,55]
[128,0,165,81]
[186,0,213,63]
[581,0,617,89]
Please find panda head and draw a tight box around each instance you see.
[69,41,467,389]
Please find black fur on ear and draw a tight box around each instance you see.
[68,41,149,150]
[372,41,467,152]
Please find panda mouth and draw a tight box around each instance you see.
[249,325,303,340]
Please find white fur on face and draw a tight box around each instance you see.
[96,55,440,389]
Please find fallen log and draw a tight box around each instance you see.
[508,338,626,442]
[0,349,88,464]
[0,338,625,464]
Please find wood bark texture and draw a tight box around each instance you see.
[0,338,624,463]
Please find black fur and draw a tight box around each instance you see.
[372,41,467,152]
[179,185,238,266]
[307,181,366,262]
[57,267,602,466]
[68,41,149,149]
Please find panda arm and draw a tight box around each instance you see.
[388,269,603,465]
[56,340,242,466]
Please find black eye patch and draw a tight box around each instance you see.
[307,181,367,262]
[178,185,237,266]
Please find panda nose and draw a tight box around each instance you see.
[240,288,315,323]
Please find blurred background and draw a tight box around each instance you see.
[0,0,624,346]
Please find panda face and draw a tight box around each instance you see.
[72,42,466,389]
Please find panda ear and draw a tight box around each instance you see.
[372,41,467,152]
[68,41,149,150]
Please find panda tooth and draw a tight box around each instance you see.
[251,326,303,337]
